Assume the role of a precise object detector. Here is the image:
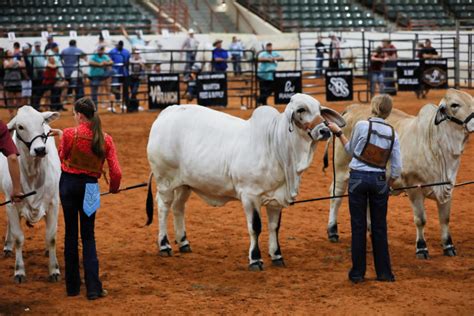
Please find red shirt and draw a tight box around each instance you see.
[0,121,19,157]
[59,122,122,192]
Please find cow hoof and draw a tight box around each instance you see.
[159,248,173,257]
[14,275,26,284]
[48,273,61,283]
[443,246,457,257]
[328,234,339,243]
[4,250,13,258]
[179,244,192,253]
[44,250,49,257]
[271,258,285,267]
[416,250,430,260]
[248,261,264,271]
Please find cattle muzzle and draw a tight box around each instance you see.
[292,113,330,141]
[16,132,52,154]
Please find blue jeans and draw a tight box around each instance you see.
[370,71,384,95]
[348,170,393,280]
[231,55,242,76]
[315,56,323,77]
[60,172,102,297]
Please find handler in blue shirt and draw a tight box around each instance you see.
[327,94,402,283]
[212,39,228,72]
[256,42,284,106]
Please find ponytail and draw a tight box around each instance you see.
[90,112,105,159]
[74,97,105,159]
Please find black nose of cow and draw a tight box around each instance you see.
[320,127,331,139]
[34,147,46,157]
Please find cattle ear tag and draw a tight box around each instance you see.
[321,107,346,128]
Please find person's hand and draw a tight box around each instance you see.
[49,129,63,138]
[327,122,342,134]
[11,188,24,203]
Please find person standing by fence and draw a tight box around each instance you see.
[3,50,24,118]
[256,42,284,106]
[30,41,45,110]
[89,46,114,110]
[315,36,327,77]
[369,47,387,96]
[212,39,228,73]
[61,40,84,102]
[56,97,122,300]
[327,94,402,284]
[181,29,199,73]
[229,36,244,76]
[329,34,341,69]
[381,39,397,95]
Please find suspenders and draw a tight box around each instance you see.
[354,119,395,169]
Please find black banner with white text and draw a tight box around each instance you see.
[148,74,180,110]
[325,69,353,102]
[197,72,227,106]
[273,71,302,104]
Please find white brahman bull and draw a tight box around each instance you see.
[146,93,345,270]
[0,106,61,283]
[326,89,473,259]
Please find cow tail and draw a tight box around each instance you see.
[322,138,331,172]
[146,172,154,226]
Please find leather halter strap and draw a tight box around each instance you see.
[293,113,326,131]
[16,131,50,150]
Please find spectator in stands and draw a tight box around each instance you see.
[13,42,21,58]
[185,62,202,102]
[315,36,328,77]
[69,53,88,101]
[121,26,149,48]
[44,35,57,53]
[41,51,64,111]
[416,39,439,99]
[329,34,341,69]
[31,41,46,110]
[212,39,228,73]
[46,43,68,110]
[21,44,33,105]
[381,39,397,95]
[128,48,146,112]
[182,29,199,73]
[109,40,131,108]
[256,42,284,106]
[369,47,387,96]
[61,40,84,101]
[89,45,114,110]
[416,42,424,59]
[229,36,244,76]
[3,50,24,118]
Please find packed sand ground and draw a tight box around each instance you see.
[0,89,473,315]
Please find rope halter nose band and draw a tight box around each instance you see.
[16,131,51,150]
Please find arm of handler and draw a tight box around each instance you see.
[388,132,402,187]
[7,154,23,202]
[105,135,122,193]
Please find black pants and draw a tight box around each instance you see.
[31,78,43,110]
[348,170,393,280]
[39,84,62,110]
[59,172,102,297]
[257,78,273,106]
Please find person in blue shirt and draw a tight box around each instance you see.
[121,26,148,48]
[108,41,131,106]
[212,40,228,72]
[229,36,244,76]
[61,40,84,100]
[256,42,284,106]
[88,46,114,110]
[327,94,402,284]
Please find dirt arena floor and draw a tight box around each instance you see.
[0,89,473,315]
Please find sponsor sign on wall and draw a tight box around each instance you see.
[197,72,227,106]
[325,69,353,101]
[273,71,302,104]
[421,58,448,89]
[148,74,180,109]
[396,60,422,91]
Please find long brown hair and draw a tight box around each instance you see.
[74,97,105,159]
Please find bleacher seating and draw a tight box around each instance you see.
[446,0,474,21]
[368,0,457,29]
[237,0,387,31]
[0,0,154,36]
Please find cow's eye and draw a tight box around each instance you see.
[296,108,306,114]
[451,103,460,108]
[18,125,24,130]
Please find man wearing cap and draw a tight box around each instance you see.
[44,35,56,53]
[61,40,84,100]
[108,41,131,109]
[256,42,284,106]
[89,45,114,109]
[212,39,228,72]
[182,29,199,73]
[30,41,45,110]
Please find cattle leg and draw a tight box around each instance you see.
[243,199,263,271]
[437,199,456,257]
[172,186,192,253]
[6,206,26,283]
[157,190,174,256]
[266,206,284,267]
[327,177,348,243]
[3,221,13,257]
[45,204,61,282]
[408,192,429,259]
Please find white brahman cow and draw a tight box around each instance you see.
[146,93,345,270]
[0,106,61,283]
[326,89,473,259]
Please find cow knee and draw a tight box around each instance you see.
[414,215,426,227]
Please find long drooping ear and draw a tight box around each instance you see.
[41,111,60,124]
[6,117,16,132]
[321,106,346,127]
[434,100,448,125]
